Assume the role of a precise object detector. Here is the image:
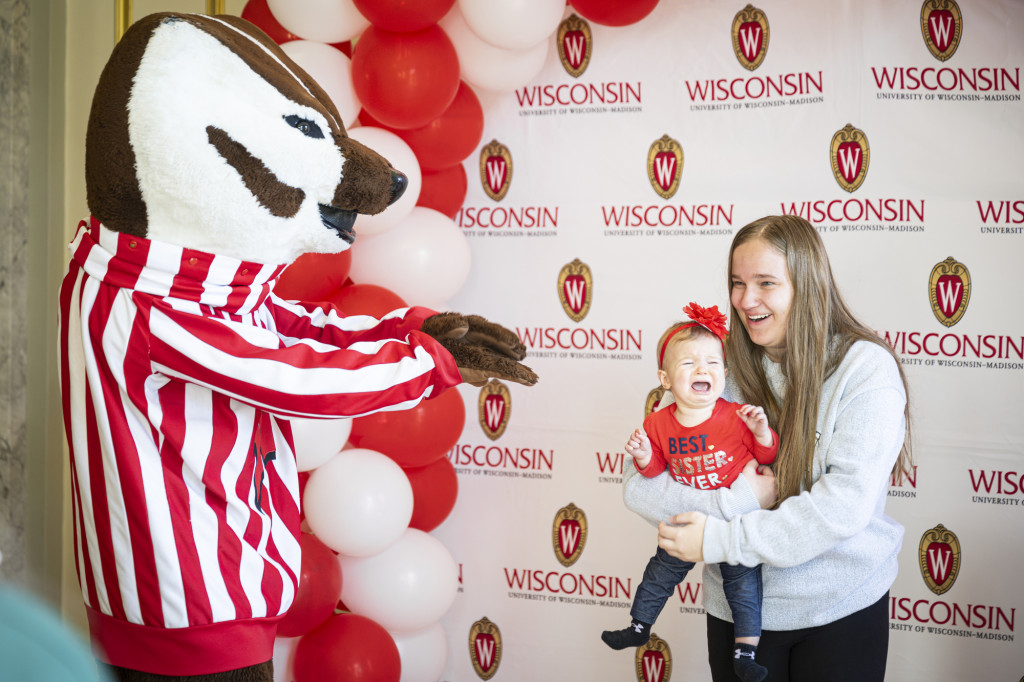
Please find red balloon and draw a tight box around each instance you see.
[353,0,456,32]
[275,251,352,303]
[404,457,458,532]
[351,25,460,129]
[397,82,485,170]
[241,0,300,43]
[417,164,467,219]
[348,387,465,467]
[294,613,400,682]
[330,41,353,58]
[277,534,342,637]
[328,283,407,318]
[357,108,386,129]
[357,82,482,170]
[569,0,660,26]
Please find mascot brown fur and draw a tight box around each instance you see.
[60,12,536,682]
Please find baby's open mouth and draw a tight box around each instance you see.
[691,381,711,393]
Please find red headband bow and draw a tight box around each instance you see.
[658,302,729,369]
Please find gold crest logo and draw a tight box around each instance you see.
[478,380,511,441]
[552,502,588,567]
[830,124,870,193]
[732,4,770,71]
[469,617,502,680]
[921,0,962,62]
[919,524,961,595]
[929,257,970,327]
[480,140,513,202]
[558,258,593,323]
[558,14,593,78]
[647,135,683,200]
[635,633,673,682]
[644,386,667,418]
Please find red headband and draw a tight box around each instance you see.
[658,302,729,369]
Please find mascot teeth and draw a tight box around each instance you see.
[318,204,358,243]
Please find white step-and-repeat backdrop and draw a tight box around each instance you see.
[431,1,1023,680]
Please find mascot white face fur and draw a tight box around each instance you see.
[63,12,535,682]
[87,12,402,264]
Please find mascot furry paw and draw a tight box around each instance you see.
[59,12,535,682]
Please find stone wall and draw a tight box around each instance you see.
[0,0,30,585]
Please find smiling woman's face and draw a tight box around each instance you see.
[730,238,794,363]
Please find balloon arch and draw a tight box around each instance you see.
[237,1,661,680]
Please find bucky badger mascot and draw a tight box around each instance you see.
[59,12,536,682]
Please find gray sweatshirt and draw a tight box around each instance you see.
[623,340,906,630]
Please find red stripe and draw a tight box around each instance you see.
[153,335,440,416]
[271,300,435,349]
[259,543,284,617]
[58,264,80,442]
[69,460,99,609]
[91,288,168,627]
[157,380,214,626]
[222,258,254,313]
[236,418,268,611]
[204,394,252,620]
[111,229,149,290]
[170,248,213,304]
[84,378,126,621]
[61,269,100,610]
[263,444,300,615]
[149,304,456,416]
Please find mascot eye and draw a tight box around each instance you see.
[284,115,324,139]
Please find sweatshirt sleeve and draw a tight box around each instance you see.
[143,297,462,419]
[751,426,778,465]
[702,343,906,568]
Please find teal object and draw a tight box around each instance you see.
[0,584,110,682]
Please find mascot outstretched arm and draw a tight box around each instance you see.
[59,13,535,682]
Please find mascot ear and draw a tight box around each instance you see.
[421,313,538,387]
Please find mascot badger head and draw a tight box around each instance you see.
[86,12,400,264]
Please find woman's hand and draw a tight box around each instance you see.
[741,458,778,509]
[657,512,707,562]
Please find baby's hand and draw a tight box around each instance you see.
[737,404,774,447]
[625,427,653,468]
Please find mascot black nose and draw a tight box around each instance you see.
[389,170,408,206]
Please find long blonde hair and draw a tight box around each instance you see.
[725,215,913,506]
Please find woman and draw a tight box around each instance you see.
[623,215,912,681]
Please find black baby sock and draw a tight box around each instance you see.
[601,618,652,649]
[733,642,768,682]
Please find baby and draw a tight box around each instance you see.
[602,303,777,682]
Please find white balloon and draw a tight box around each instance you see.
[390,624,449,682]
[268,0,369,44]
[339,529,459,632]
[457,0,564,51]
[347,127,423,237]
[348,207,471,305]
[304,448,412,557]
[280,40,361,129]
[289,417,352,472]
[440,7,550,92]
[419,301,451,313]
[272,636,299,682]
